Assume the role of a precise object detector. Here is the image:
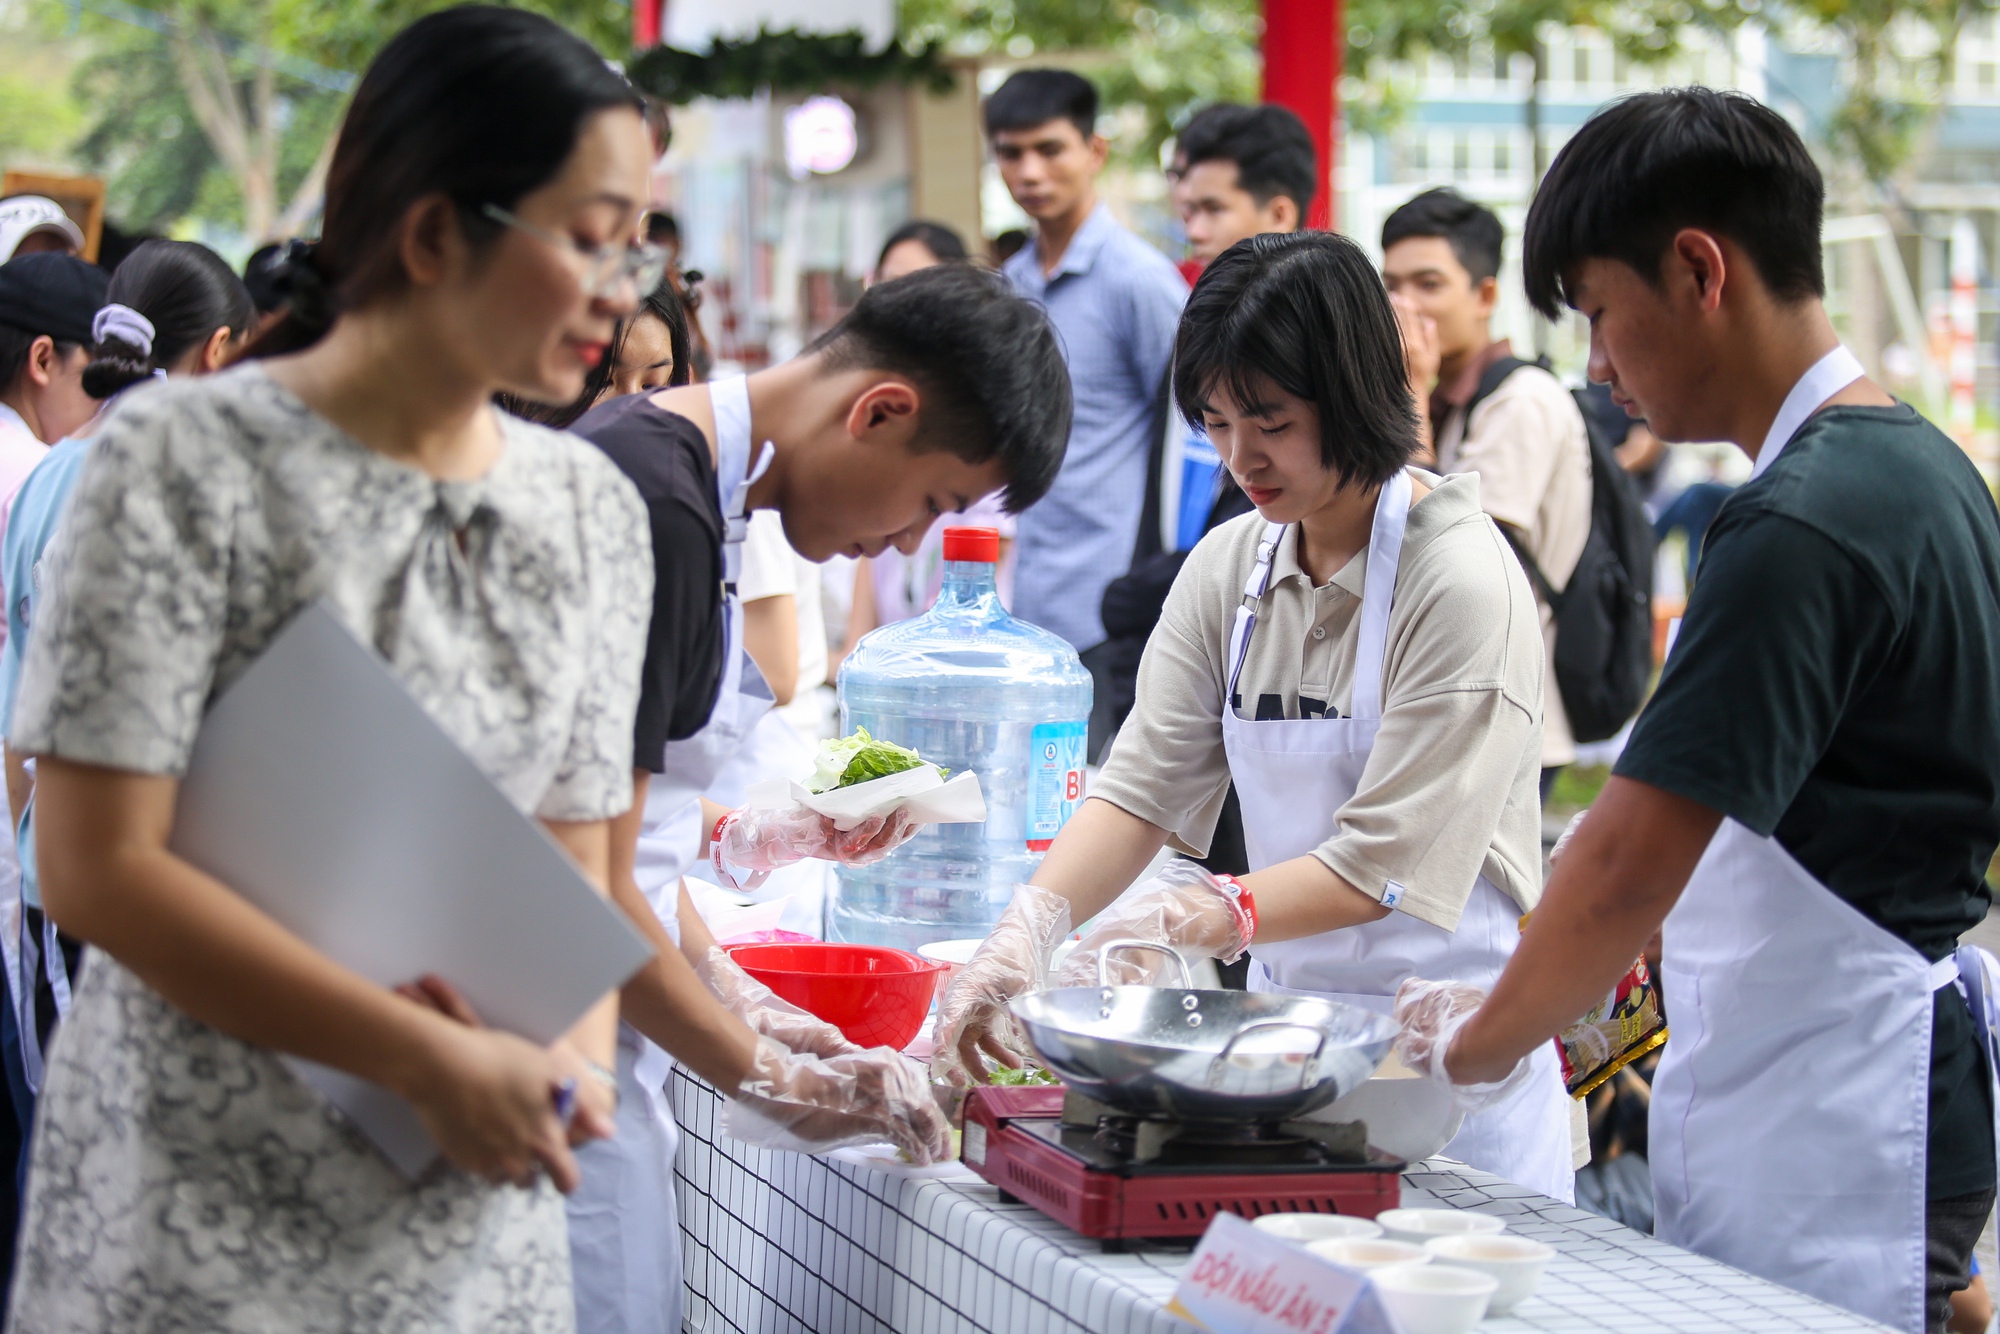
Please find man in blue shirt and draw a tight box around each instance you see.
[986,70,1186,757]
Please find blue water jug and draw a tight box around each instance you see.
[828,526,1092,952]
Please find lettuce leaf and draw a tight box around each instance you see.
[806,728,946,793]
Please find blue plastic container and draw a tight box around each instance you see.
[828,527,1092,952]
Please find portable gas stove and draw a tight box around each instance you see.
[960,1084,1406,1250]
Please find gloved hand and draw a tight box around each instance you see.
[696,945,860,1060]
[930,882,1072,1089]
[723,1035,951,1164]
[712,805,919,889]
[1054,859,1254,989]
[1392,977,1539,1113]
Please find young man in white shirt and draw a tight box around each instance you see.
[1382,189,1592,799]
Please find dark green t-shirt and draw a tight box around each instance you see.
[1616,404,2000,1199]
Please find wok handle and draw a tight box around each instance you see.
[1095,938,1194,990]
[1207,1020,1330,1091]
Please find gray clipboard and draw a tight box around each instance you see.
[169,602,651,1175]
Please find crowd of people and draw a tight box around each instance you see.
[0,7,1994,1334]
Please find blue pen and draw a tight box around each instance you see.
[553,1077,578,1124]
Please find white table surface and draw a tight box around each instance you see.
[670,1068,1890,1334]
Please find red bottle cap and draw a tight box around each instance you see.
[942,526,1000,563]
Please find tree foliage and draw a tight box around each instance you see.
[55,0,630,241]
[898,0,1262,165]
[628,27,955,104]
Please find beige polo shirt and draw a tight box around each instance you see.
[1093,470,1546,931]
[1436,364,1592,768]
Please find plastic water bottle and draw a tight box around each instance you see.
[828,526,1092,953]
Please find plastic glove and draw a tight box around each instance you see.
[1054,859,1253,989]
[722,1035,951,1164]
[1392,977,1539,1113]
[713,805,919,889]
[930,882,1072,1089]
[1548,810,1587,865]
[696,945,860,1061]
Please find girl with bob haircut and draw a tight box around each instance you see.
[7,7,653,1328]
[935,230,1577,1202]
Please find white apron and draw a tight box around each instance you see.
[1223,470,1574,1202]
[570,377,773,1334]
[1648,344,2000,1334]
[706,706,829,936]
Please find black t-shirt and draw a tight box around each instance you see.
[1617,404,2000,1198]
[572,394,725,771]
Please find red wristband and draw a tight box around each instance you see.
[711,811,731,853]
[1214,872,1258,946]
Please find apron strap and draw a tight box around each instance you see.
[1347,469,1412,722]
[1929,954,1962,992]
[707,375,775,591]
[1226,522,1287,703]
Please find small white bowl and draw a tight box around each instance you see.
[1251,1213,1385,1244]
[1375,1207,1507,1245]
[1305,1237,1431,1271]
[1425,1234,1554,1314]
[915,938,983,986]
[1372,1263,1499,1334]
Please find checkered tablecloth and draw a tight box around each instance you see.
[669,1069,1889,1334]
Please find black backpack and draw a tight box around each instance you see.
[1464,356,1655,744]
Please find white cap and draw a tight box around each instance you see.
[0,197,86,263]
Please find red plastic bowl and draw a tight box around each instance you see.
[726,943,947,1051]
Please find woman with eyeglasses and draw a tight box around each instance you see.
[4,9,660,1328]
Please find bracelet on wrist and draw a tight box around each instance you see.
[581,1057,619,1093]
[1213,872,1258,945]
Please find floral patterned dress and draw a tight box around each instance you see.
[4,366,652,1333]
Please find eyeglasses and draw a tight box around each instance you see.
[480,204,671,300]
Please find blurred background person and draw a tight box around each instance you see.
[0,200,82,265]
[985,68,1185,761]
[0,255,104,454]
[0,238,252,1298]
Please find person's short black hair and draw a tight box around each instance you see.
[983,69,1097,141]
[1174,232,1417,489]
[1177,103,1317,218]
[646,211,680,246]
[990,229,1029,264]
[877,220,968,273]
[1524,87,1825,319]
[1381,188,1504,285]
[807,263,1070,512]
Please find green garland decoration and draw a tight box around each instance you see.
[628,27,957,105]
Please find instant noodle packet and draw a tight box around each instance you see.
[1523,915,1668,1098]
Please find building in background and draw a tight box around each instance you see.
[1338,21,2000,478]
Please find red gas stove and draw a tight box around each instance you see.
[960,1085,1406,1250]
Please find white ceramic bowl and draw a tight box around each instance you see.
[1425,1234,1554,1314]
[916,938,983,986]
[1309,1071,1466,1163]
[1372,1263,1499,1334]
[1250,1213,1385,1244]
[1305,1238,1431,1271]
[1375,1207,1507,1246]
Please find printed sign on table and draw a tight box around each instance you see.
[1167,1213,1398,1334]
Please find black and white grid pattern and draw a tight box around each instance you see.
[670,1070,1891,1334]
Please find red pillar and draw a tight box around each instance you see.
[1260,0,1340,230]
[633,0,661,49]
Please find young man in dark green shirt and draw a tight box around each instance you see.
[1398,88,2000,1334]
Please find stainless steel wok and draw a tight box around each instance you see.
[1009,940,1397,1122]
